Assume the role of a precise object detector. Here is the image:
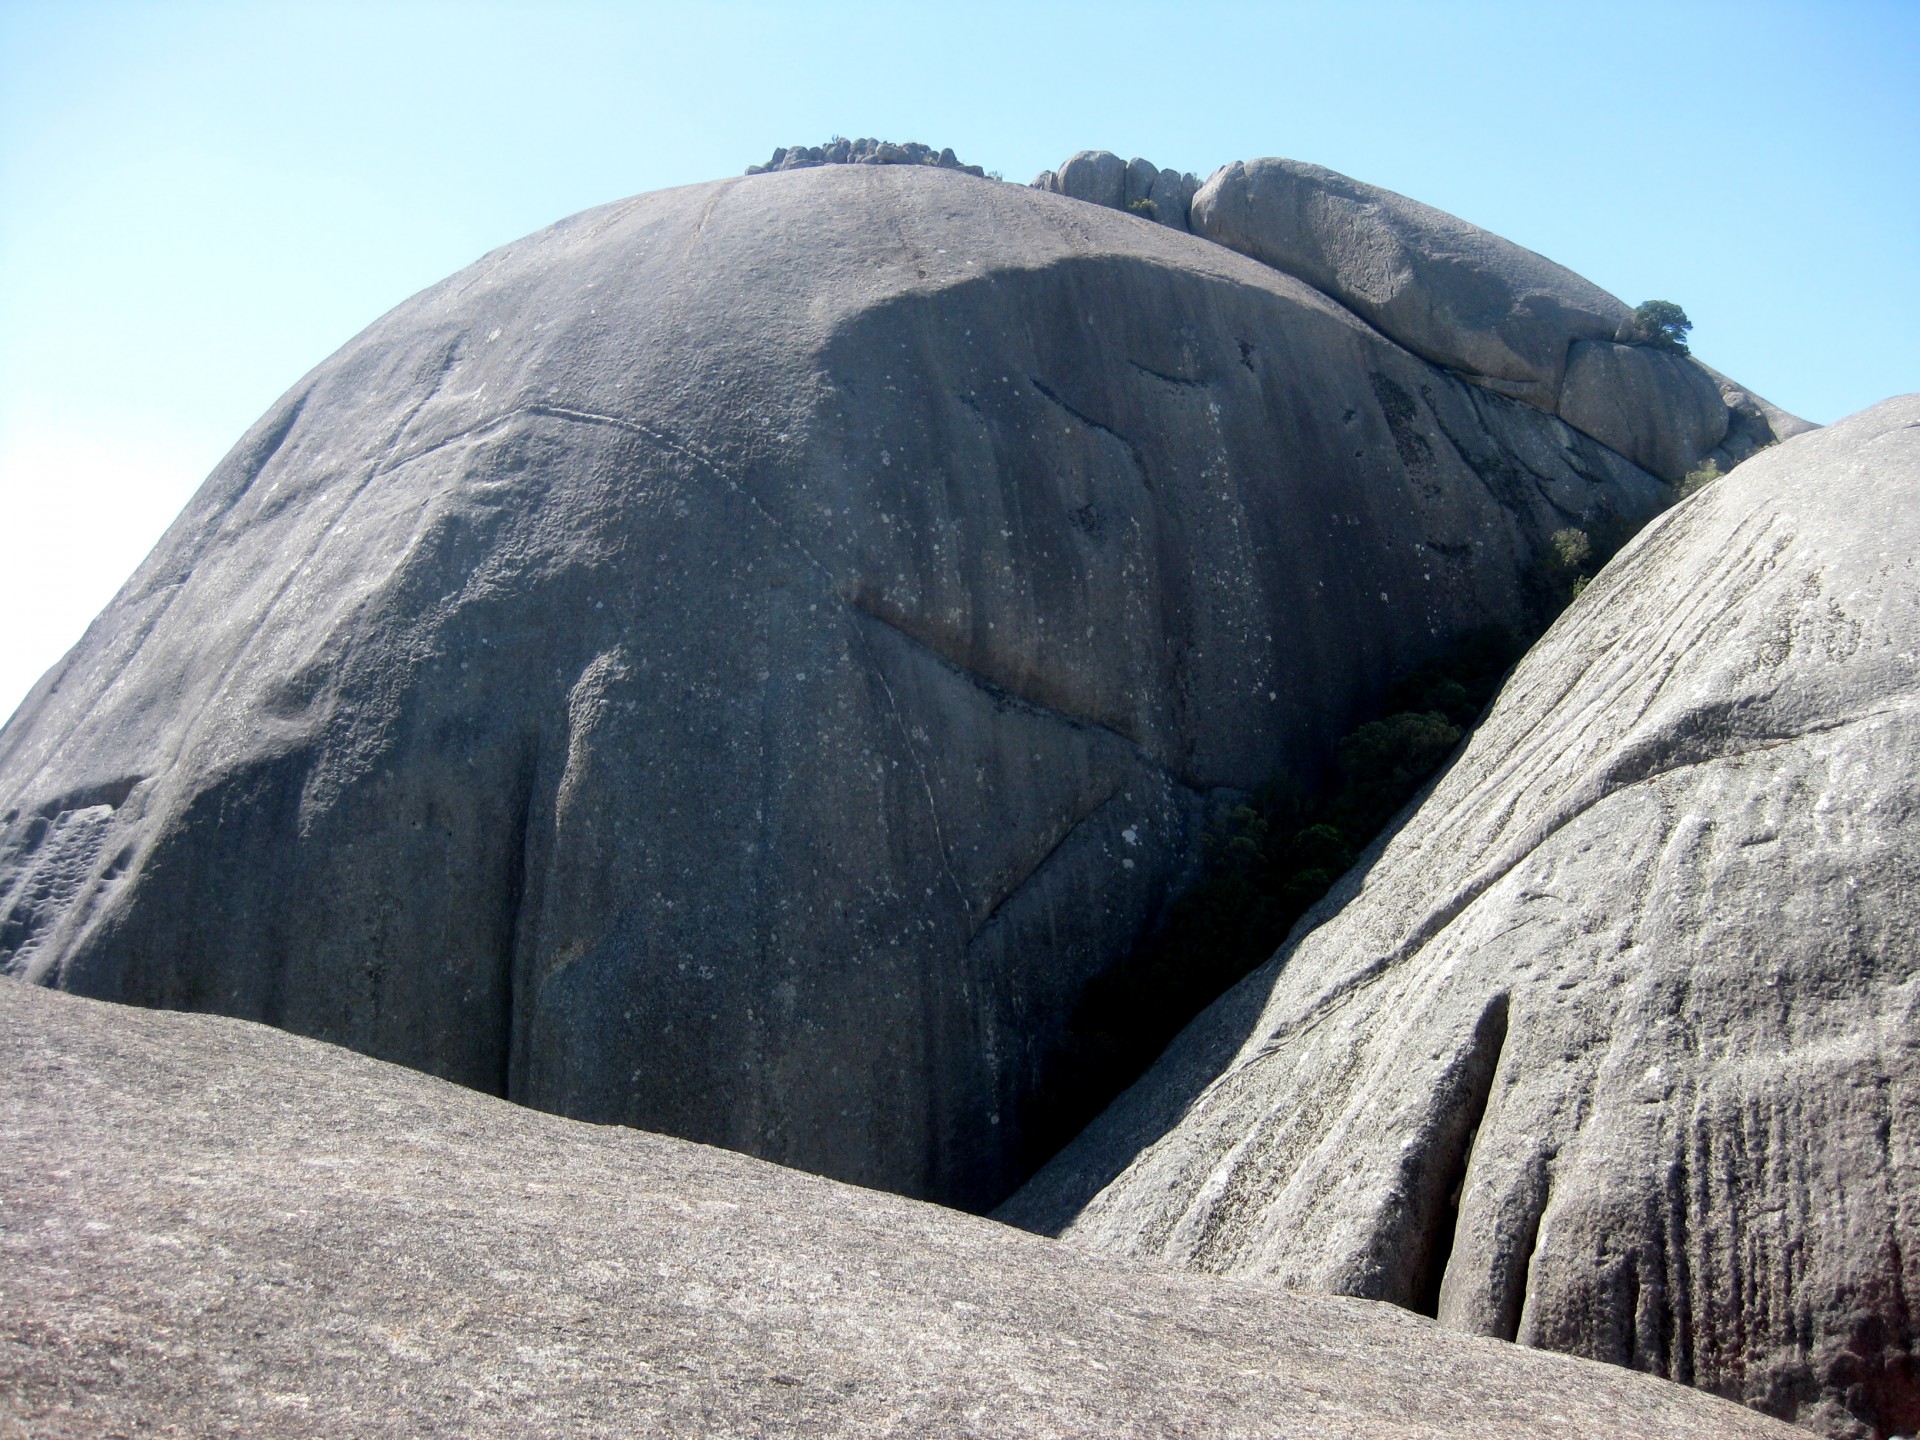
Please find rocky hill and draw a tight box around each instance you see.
[0,159,1683,1215]
[2,143,1896,1436]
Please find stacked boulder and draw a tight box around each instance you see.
[749,136,987,177]
[1186,158,1812,481]
[1032,150,1200,232]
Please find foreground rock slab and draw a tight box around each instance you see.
[0,984,1809,1439]
[1002,397,1920,1439]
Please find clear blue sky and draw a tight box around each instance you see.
[2,0,1916,722]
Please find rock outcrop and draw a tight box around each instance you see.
[748,135,988,177]
[1184,157,1813,481]
[1000,398,1920,1439]
[0,162,1672,1214]
[1032,149,1200,231]
[0,982,1814,1439]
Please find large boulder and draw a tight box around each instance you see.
[1190,157,1631,409]
[0,162,1667,1213]
[1187,157,1811,481]
[0,982,1812,1439]
[1052,148,1127,209]
[1000,398,1920,1439]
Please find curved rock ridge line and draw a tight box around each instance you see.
[1000,397,1920,1439]
[0,983,1816,1439]
[0,163,1671,1212]
[1185,157,1814,481]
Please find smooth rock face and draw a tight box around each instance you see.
[0,163,1669,1213]
[1187,157,1811,479]
[1000,399,1920,1439]
[0,982,1814,1440]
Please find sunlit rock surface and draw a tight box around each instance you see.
[1002,398,1920,1440]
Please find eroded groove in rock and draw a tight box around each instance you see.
[493,740,539,1099]
[1412,992,1510,1318]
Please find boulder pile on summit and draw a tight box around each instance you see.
[749,135,989,176]
[4,140,1903,1437]
[1032,149,1202,232]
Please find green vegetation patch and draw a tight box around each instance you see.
[1626,299,1693,355]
